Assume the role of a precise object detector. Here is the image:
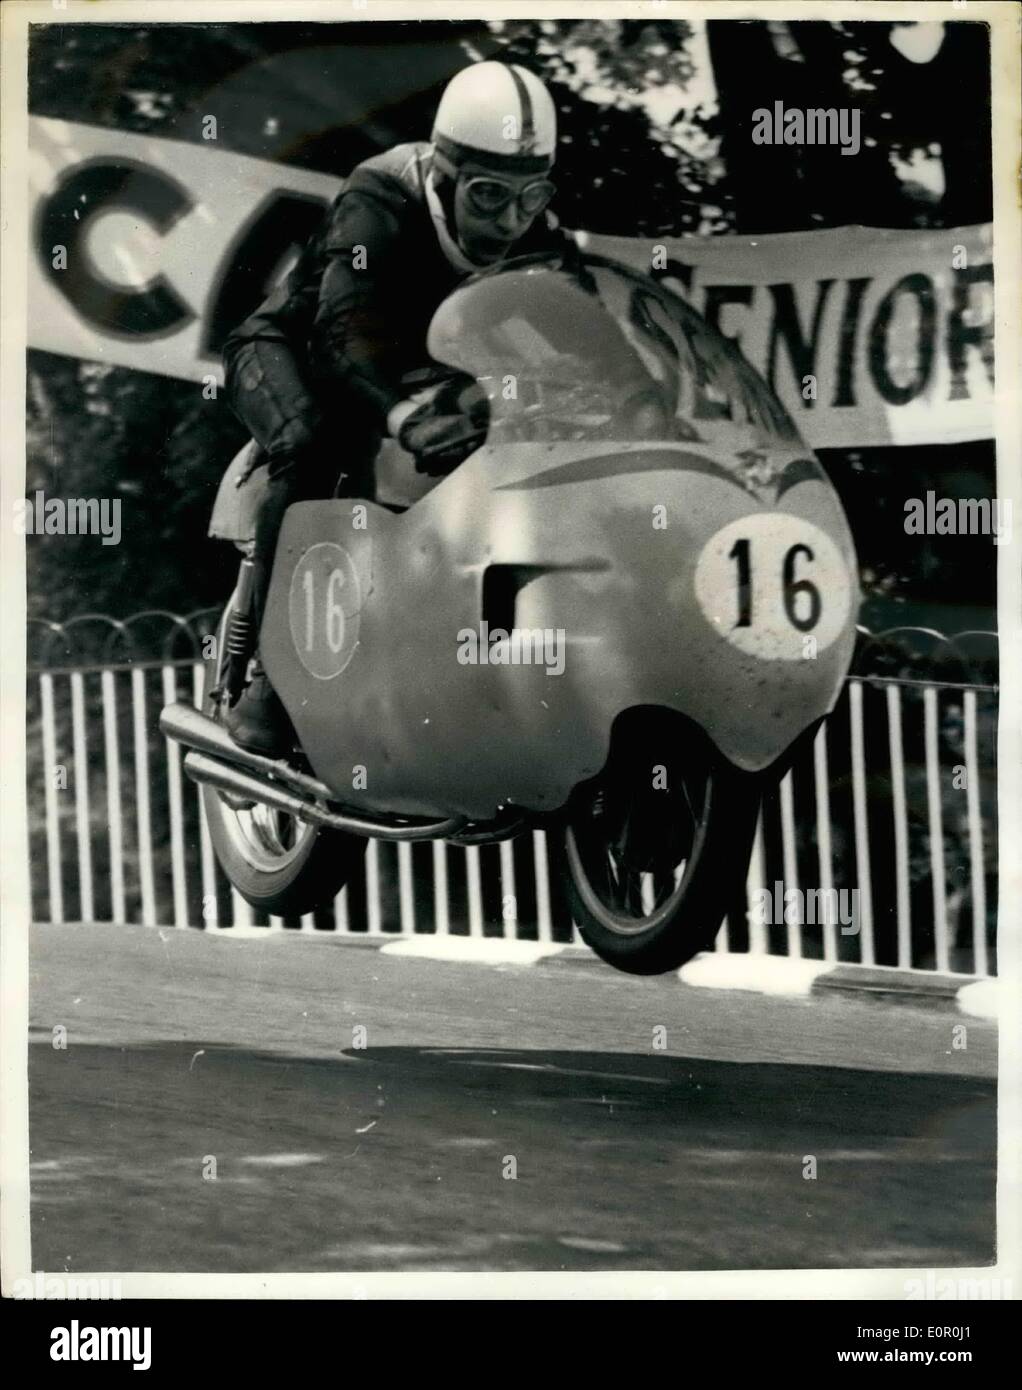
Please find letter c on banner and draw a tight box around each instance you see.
[34,158,195,337]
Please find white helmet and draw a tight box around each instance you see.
[432,62,557,175]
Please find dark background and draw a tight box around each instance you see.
[26,18,996,653]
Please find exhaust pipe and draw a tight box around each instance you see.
[161,702,333,801]
[185,752,340,830]
[184,752,369,834]
[163,703,467,841]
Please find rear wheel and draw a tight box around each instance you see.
[557,716,760,975]
[201,595,365,917]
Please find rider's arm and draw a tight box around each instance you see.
[309,186,408,426]
[222,276,323,463]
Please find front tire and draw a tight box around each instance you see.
[201,595,365,917]
[556,717,760,975]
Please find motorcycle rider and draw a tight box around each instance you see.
[222,61,568,756]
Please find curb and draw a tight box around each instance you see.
[814,963,968,1005]
[372,935,998,1018]
[675,952,997,1018]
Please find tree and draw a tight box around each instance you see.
[706,19,991,231]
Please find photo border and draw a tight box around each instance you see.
[2,0,1019,1301]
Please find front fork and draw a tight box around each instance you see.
[220,550,258,706]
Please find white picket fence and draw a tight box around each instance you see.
[26,620,998,977]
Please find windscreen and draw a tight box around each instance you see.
[426,256,806,452]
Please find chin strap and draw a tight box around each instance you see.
[424,164,487,275]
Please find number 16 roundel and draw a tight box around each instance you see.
[694,515,854,661]
[288,542,363,679]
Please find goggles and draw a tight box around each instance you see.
[461,174,556,220]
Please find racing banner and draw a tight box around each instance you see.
[27,117,994,449]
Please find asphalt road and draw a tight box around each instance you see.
[28,923,996,1273]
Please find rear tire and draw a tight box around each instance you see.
[201,595,365,917]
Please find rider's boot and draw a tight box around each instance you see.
[224,659,292,758]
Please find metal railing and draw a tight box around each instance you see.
[25,612,998,976]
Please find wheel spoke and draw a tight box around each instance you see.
[653,869,675,906]
[603,847,627,910]
[622,870,645,917]
[679,768,703,830]
[640,872,656,915]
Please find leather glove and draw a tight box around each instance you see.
[429,375,490,428]
[399,409,487,475]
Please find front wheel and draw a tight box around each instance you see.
[556,721,760,975]
[201,594,366,917]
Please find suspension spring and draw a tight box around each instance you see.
[225,608,255,658]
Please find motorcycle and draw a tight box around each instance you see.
[161,251,859,974]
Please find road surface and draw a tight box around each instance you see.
[28,923,996,1272]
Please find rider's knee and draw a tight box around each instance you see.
[225,341,321,465]
[266,419,319,473]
